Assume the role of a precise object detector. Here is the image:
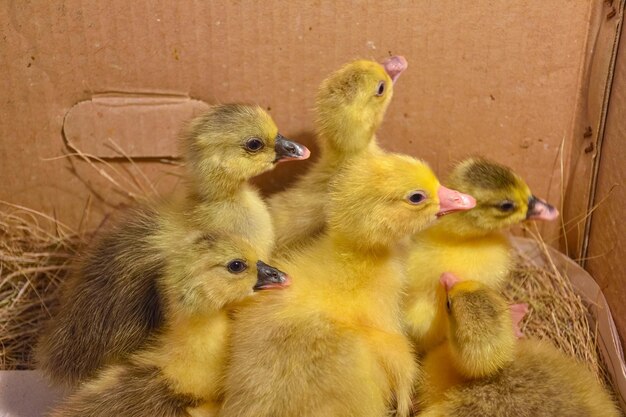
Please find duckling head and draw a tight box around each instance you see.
[436,158,559,237]
[442,273,511,344]
[182,104,309,195]
[316,56,407,157]
[164,233,290,315]
[441,272,516,377]
[327,153,475,251]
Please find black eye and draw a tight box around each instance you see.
[245,138,264,152]
[376,81,386,96]
[498,200,516,212]
[407,191,427,205]
[227,259,248,274]
[446,298,452,312]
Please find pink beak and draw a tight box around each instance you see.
[440,272,461,292]
[526,196,559,221]
[509,303,529,338]
[381,56,408,83]
[436,186,476,218]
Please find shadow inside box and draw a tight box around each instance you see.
[0,371,67,417]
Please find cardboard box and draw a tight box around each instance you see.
[1,0,624,413]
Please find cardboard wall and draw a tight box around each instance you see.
[585,15,626,349]
[1,1,593,238]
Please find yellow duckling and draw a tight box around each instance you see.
[49,232,290,417]
[218,152,475,417]
[37,104,309,387]
[403,157,559,352]
[268,56,407,253]
[418,275,620,417]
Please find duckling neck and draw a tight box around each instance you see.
[328,233,393,265]
[184,172,247,203]
[424,217,503,242]
[317,128,381,166]
[156,308,231,400]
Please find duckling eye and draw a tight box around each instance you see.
[498,200,516,212]
[407,191,427,205]
[375,81,386,96]
[446,298,452,313]
[245,138,264,153]
[227,259,248,274]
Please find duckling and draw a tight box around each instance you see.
[49,232,290,417]
[403,157,559,353]
[417,276,620,417]
[37,104,309,387]
[218,152,475,417]
[268,56,407,253]
[421,273,519,396]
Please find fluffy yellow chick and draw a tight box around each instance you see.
[218,152,475,417]
[268,56,408,253]
[49,233,290,417]
[37,104,309,387]
[403,157,559,352]
[417,276,620,417]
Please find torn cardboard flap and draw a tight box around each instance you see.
[63,94,209,159]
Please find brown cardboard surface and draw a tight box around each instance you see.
[0,371,66,417]
[63,94,209,158]
[585,15,626,350]
[563,0,624,259]
[0,1,592,233]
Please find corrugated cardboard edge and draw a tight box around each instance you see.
[563,0,625,260]
[512,236,626,411]
[580,1,625,267]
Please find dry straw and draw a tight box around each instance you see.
[0,203,85,369]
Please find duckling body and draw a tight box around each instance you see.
[269,56,407,253]
[417,277,619,417]
[219,153,475,417]
[403,158,558,352]
[50,234,290,417]
[37,104,309,387]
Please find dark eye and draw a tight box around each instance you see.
[375,81,386,96]
[245,137,264,152]
[498,200,516,212]
[227,259,248,274]
[446,298,452,312]
[407,191,427,205]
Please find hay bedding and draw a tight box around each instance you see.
[0,202,620,406]
[0,205,85,369]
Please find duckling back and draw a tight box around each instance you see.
[37,206,165,387]
[420,340,620,417]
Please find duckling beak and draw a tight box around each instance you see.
[436,186,476,218]
[526,196,559,221]
[253,261,291,291]
[509,303,529,338]
[274,134,311,163]
[440,272,461,292]
[381,55,408,84]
